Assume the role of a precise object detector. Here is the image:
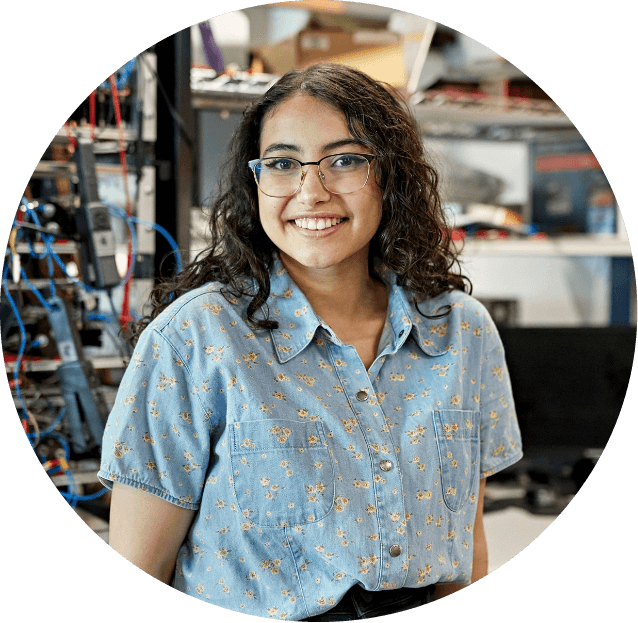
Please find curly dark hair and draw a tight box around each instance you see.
[130,63,470,344]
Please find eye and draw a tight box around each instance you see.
[329,154,368,170]
[262,157,299,173]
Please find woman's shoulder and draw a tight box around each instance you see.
[408,288,502,357]
[147,280,253,334]
[416,287,490,322]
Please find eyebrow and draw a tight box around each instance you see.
[261,138,368,157]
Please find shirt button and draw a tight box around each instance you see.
[355,389,368,401]
[380,460,393,471]
[389,545,402,557]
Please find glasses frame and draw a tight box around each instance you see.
[248,153,376,198]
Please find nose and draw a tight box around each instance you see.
[296,165,331,205]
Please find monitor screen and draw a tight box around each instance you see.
[498,326,636,452]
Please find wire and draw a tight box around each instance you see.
[9,201,179,508]
[106,205,138,285]
[2,258,29,430]
[16,62,189,503]
[18,171,179,301]
[31,201,181,337]
[138,52,194,149]
[36,430,109,506]
[107,202,182,273]
[17,265,57,310]
[109,73,134,328]
[138,217,182,273]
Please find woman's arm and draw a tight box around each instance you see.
[470,477,489,580]
[108,482,197,584]
[434,477,488,600]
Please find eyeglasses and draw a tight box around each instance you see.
[248,153,376,198]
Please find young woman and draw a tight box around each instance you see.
[99,63,523,620]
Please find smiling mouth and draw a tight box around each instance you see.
[292,217,347,231]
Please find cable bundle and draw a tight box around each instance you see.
[5,58,182,508]
[4,197,182,506]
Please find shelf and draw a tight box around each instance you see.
[412,100,572,130]
[191,70,279,109]
[457,236,633,257]
[12,387,119,408]
[6,355,128,373]
[4,278,75,290]
[50,469,101,487]
[32,161,136,180]
[48,459,102,488]
[51,125,138,145]
[15,242,78,254]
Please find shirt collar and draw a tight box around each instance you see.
[267,257,322,363]
[267,256,453,363]
[375,264,453,358]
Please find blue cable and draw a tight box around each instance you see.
[106,203,182,274]
[22,197,180,295]
[60,487,109,502]
[12,201,178,506]
[132,216,183,273]
[18,197,140,293]
[99,58,136,90]
[105,204,138,285]
[5,250,108,506]
[29,421,110,506]
[18,199,60,294]
[17,265,57,311]
[2,260,29,425]
[26,200,97,293]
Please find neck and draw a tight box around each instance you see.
[279,250,385,322]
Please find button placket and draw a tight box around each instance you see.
[330,340,408,586]
[366,381,407,586]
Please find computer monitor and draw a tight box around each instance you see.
[498,326,635,464]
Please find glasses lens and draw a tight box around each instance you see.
[319,154,370,194]
[254,158,302,197]
[253,154,371,197]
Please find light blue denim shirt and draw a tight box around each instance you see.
[98,256,522,619]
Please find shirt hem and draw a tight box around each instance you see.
[96,469,201,510]
[480,449,524,479]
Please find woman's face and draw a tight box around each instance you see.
[257,94,383,273]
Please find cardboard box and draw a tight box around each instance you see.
[254,28,406,87]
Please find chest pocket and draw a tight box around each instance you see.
[230,419,334,528]
[432,410,479,512]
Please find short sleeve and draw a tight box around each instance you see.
[478,313,523,478]
[97,325,213,509]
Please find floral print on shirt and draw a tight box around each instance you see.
[98,256,522,619]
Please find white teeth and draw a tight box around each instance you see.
[293,218,344,231]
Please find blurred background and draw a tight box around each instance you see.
[2,0,635,575]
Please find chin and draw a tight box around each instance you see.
[282,245,372,273]
[288,253,341,271]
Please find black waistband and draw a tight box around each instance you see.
[302,583,436,621]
